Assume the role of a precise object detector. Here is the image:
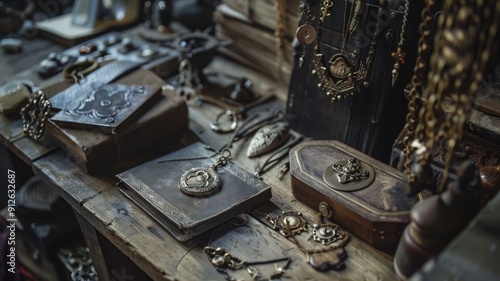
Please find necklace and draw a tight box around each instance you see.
[390,0,411,87]
[399,0,436,195]
[402,0,500,194]
[204,217,291,281]
[158,147,231,197]
[312,0,384,103]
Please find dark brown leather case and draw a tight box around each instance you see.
[290,140,425,252]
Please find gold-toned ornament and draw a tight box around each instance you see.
[267,211,308,237]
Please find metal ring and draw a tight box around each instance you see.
[210,109,238,133]
[62,59,99,81]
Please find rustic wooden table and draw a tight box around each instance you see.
[1,32,397,281]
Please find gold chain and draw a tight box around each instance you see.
[406,0,500,192]
[402,0,436,183]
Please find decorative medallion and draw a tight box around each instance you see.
[20,90,52,141]
[178,167,221,197]
[328,54,354,79]
[312,223,347,245]
[296,24,317,45]
[323,157,375,191]
[267,211,307,237]
[312,50,368,103]
[247,121,290,158]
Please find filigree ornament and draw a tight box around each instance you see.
[267,211,308,237]
[64,84,146,123]
[332,158,369,183]
[323,157,375,191]
[312,223,347,245]
[247,121,290,158]
[20,90,52,141]
[312,51,368,103]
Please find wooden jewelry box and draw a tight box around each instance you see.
[290,140,425,252]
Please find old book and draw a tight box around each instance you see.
[45,83,188,174]
[290,140,427,253]
[116,142,273,241]
[222,0,300,39]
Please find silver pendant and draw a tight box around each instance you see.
[179,167,221,197]
[247,121,290,158]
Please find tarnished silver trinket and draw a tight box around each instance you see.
[323,157,375,191]
[247,121,290,158]
[179,167,221,197]
[312,223,347,245]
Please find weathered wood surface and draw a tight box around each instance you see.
[7,36,396,280]
[0,36,63,165]
[31,57,397,280]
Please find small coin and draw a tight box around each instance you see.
[296,24,317,45]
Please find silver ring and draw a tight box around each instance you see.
[210,109,238,133]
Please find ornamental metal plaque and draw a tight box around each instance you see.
[323,158,375,192]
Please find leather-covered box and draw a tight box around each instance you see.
[45,69,189,174]
[290,140,424,252]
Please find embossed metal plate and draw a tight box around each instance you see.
[178,167,221,197]
[323,158,375,191]
[51,83,158,133]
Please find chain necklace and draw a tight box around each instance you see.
[400,0,436,194]
[312,0,384,103]
[403,0,500,194]
[204,217,291,281]
[390,0,411,86]
[158,146,231,197]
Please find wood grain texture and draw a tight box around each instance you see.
[30,56,397,281]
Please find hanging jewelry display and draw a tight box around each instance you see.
[312,0,385,103]
[390,0,410,87]
[402,0,500,194]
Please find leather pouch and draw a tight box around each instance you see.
[116,142,273,241]
[290,140,425,252]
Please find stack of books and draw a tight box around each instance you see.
[214,0,300,97]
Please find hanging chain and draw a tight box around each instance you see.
[401,0,436,183]
[408,0,500,192]
[390,0,411,86]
